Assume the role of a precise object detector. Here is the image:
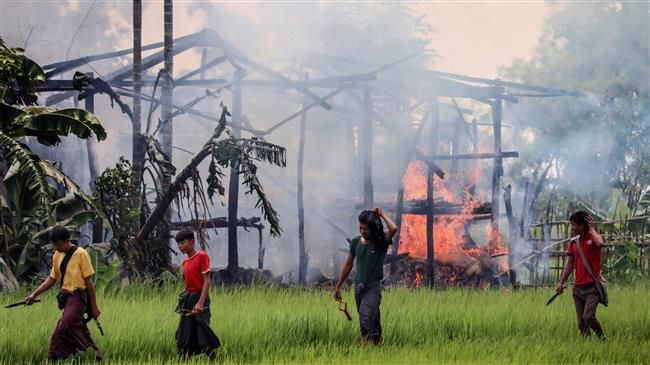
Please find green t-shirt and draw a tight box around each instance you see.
[349,235,391,285]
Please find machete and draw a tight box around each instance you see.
[5,300,104,336]
[4,299,41,308]
[545,292,561,306]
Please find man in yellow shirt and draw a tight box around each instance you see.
[24,226,102,362]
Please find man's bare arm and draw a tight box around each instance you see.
[556,255,574,294]
[194,273,211,313]
[84,276,101,319]
[374,207,398,243]
[333,253,354,300]
[25,277,57,304]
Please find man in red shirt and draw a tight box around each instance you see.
[555,211,606,339]
[175,228,220,357]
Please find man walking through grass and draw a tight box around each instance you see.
[555,211,607,339]
[333,208,398,346]
[175,228,221,357]
[24,226,102,362]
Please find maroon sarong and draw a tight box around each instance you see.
[48,291,101,361]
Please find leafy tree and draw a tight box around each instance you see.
[502,2,649,215]
[0,37,107,285]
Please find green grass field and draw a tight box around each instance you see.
[1,284,649,364]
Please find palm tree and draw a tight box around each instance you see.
[132,0,145,214]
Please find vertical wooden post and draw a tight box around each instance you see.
[519,180,530,238]
[392,103,431,275]
[84,85,102,243]
[361,83,374,209]
[390,186,404,275]
[427,98,439,287]
[227,70,243,273]
[257,227,264,270]
[490,85,503,251]
[450,114,461,175]
[297,73,309,284]
[469,118,478,196]
[503,184,517,288]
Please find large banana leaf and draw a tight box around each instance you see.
[86,244,121,287]
[1,104,107,145]
[39,160,110,227]
[0,103,23,126]
[0,133,51,220]
[19,56,45,84]
[0,40,44,105]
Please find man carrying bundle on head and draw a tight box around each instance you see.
[24,226,102,362]
[174,228,221,358]
[555,210,607,340]
[333,208,398,346]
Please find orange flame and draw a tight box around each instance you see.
[398,160,503,271]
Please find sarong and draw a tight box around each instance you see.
[175,291,221,356]
[48,291,101,361]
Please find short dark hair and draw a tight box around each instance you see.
[358,210,387,247]
[569,210,590,231]
[49,226,70,243]
[175,228,195,242]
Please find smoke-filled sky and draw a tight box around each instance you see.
[0,1,548,78]
[412,2,548,77]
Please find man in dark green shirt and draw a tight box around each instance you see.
[333,208,398,345]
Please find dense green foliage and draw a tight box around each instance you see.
[1,285,649,364]
[502,3,650,213]
[0,37,107,281]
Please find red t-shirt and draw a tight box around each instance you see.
[567,232,602,285]
[182,251,211,293]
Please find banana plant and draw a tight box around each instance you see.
[0,37,110,282]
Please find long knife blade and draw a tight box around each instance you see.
[545,292,560,306]
[4,299,41,308]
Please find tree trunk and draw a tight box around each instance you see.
[361,83,373,209]
[156,0,173,268]
[227,72,243,274]
[132,0,146,228]
[297,73,309,284]
[135,147,211,244]
[161,0,174,158]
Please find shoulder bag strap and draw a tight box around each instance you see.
[574,237,598,282]
[59,245,78,289]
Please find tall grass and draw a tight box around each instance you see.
[1,284,649,364]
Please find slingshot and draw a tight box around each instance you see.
[336,298,352,321]
[176,308,196,317]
